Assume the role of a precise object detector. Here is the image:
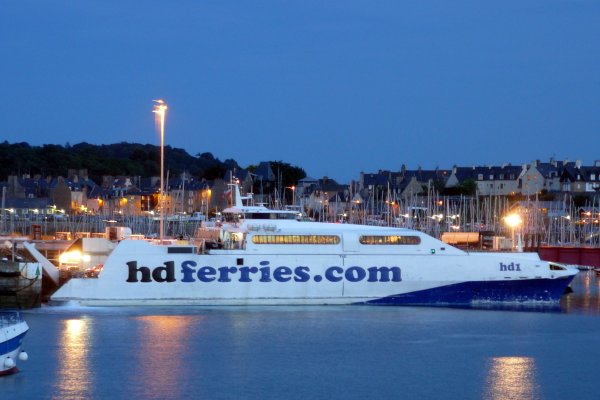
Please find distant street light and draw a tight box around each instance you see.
[285,186,296,206]
[153,99,167,242]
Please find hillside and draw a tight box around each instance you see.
[0,141,237,183]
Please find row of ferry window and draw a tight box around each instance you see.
[251,235,421,245]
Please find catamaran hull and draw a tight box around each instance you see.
[363,275,576,305]
[51,276,576,307]
[50,240,578,307]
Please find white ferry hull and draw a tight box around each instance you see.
[51,240,577,307]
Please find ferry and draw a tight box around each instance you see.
[50,186,578,307]
[1,312,29,376]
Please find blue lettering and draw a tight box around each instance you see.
[217,266,237,282]
[500,262,522,272]
[259,261,272,282]
[325,266,344,282]
[198,266,217,282]
[181,261,197,282]
[345,266,366,282]
[294,266,310,282]
[273,266,293,282]
[238,266,259,282]
[174,263,407,284]
[367,266,401,282]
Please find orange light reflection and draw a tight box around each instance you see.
[55,318,92,399]
[485,356,539,400]
[134,315,196,399]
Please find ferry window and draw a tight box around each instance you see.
[252,235,341,245]
[359,235,421,245]
[242,213,296,220]
[224,213,241,223]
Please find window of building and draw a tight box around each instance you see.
[359,235,421,245]
[252,235,341,245]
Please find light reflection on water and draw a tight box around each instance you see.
[561,270,600,313]
[7,270,600,400]
[132,315,197,400]
[485,357,540,400]
[54,318,92,400]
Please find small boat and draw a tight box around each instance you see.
[0,312,29,376]
[50,185,578,307]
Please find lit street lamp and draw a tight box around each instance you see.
[285,186,296,206]
[153,99,167,242]
[504,213,522,251]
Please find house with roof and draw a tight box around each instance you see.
[398,169,450,198]
[560,161,586,193]
[254,162,276,182]
[360,167,450,198]
[561,161,600,193]
[359,170,396,192]
[303,177,349,220]
[48,177,85,214]
[5,175,51,199]
[532,159,564,192]
[85,184,110,215]
[167,173,208,216]
[224,168,253,194]
[446,165,524,196]
[1,197,54,221]
[519,160,563,196]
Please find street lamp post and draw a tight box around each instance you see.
[205,187,212,222]
[153,99,167,242]
[285,186,296,207]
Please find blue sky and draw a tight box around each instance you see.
[1,1,599,182]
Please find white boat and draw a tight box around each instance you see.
[0,312,29,376]
[50,186,578,307]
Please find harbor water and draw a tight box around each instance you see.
[3,271,600,400]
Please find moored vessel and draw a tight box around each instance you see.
[0,312,29,376]
[50,186,578,307]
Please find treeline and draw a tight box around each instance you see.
[0,141,307,188]
[0,141,237,183]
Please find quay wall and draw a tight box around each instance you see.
[539,246,600,268]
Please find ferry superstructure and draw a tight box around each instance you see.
[50,187,577,307]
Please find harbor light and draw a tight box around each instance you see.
[504,214,522,251]
[504,214,522,228]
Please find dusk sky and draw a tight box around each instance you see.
[2,1,599,183]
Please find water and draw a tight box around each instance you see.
[3,271,600,400]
